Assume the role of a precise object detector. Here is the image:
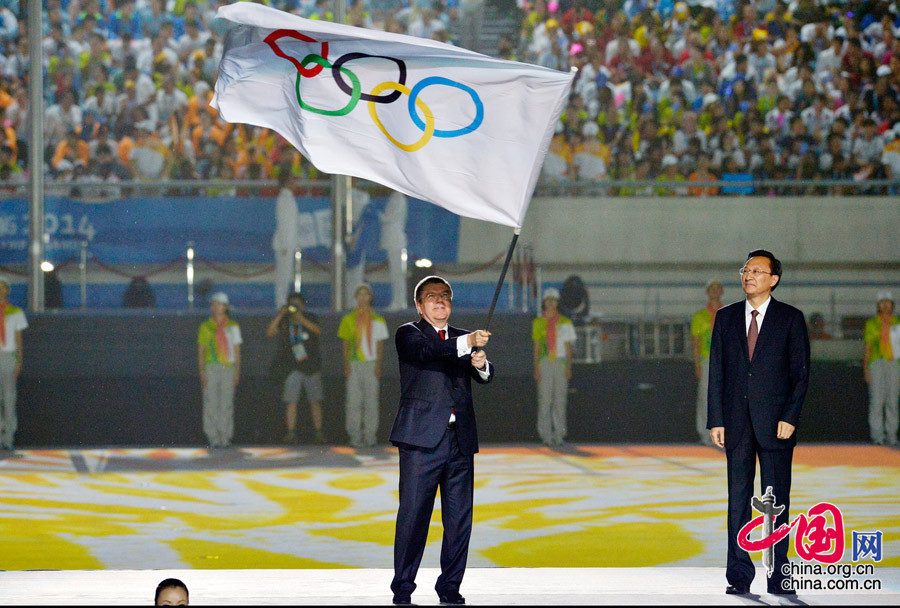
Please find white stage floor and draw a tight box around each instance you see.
[1,567,898,605]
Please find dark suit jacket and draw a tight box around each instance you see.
[389,318,494,455]
[707,297,810,451]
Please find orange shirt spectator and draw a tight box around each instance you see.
[688,155,720,196]
[117,135,135,167]
[52,136,90,170]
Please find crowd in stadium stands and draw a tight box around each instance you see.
[0,0,898,195]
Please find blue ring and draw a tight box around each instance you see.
[408,76,484,138]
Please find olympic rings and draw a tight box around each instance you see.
[295,54,361,117]
[264,30,329,78]
[367,81,435,153]
[268,31,482,151]
[409,76,484,138]
[332,53,407,104]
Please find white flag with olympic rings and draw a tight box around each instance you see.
[210,2,573,228]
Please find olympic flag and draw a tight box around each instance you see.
[211,2,573,228]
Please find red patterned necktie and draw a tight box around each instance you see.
[438,329,446,340]
[748,310,759,360]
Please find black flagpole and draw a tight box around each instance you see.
[484,228,520,331]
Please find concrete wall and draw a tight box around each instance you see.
[458,195,900,265]
[458,195,900,324]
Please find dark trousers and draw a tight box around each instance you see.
[391,428,474,598]
[726,426,794,590]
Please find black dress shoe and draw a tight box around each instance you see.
[438,591,465,605]
[769,584,797,595]
[392,594,412,605]
[725,584,751,595]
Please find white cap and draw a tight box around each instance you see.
[702,92,719,107]
[662,154,678,167]
[56,159,74,171]
[582,121,599,137]
[542,287,561,301]
[877,291,894,302]
[354,282,373,296]
[877,65,892,78]
[211,292,229,305]
[801,23,817,42]
[135,119,155,132]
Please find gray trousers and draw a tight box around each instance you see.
[0,351,17,448]
[868,359,900,444]
[696,358,711,443]
[203,362,236,447]
[345,360,379,447]
[537,358,568,445]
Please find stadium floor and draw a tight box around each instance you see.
[1,444,898,604]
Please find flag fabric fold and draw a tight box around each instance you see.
[211,2,573,228]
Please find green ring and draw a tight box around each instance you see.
[295,54,361,117]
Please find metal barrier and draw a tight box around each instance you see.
[573,319,692,364]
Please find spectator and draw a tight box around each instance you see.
[51,128,90,174]
[851,117,885,181]
[655,153,687,195]
[130,119,172,182]
[155,577,189,606]
[572,125,609,181]
[0,276,26,451]
[266,292,326,445]
[338,283,389,448]
[532,287,576,447]
[541,130,573,182]
[197,292,242,449]
[688,153,719,197]
[881,124,900,193]
[44,89,83,152]
[863,291,900,447]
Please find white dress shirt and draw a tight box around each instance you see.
[745,296,772,335]
[433,324,491,423]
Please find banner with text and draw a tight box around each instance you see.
[0,195,458,266]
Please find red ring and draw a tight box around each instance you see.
[264,29,329,77]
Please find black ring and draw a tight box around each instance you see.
[331,52,407,103]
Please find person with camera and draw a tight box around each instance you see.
[266,292,326,444]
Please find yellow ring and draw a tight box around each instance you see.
[367,81,435,152]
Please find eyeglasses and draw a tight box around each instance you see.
[739,267,773,277]
[422,291,452,303]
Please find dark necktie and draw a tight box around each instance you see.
[748,310,759,361]
[439,329,446,340]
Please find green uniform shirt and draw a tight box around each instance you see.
[864,315,900,364]
[337,309,389,362]
[532,315,576,360]
[197,317,242,366]
[691,307,716,360]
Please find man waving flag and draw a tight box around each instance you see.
[211,2,573,229]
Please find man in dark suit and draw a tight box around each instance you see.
[389,275,493,606]
[708,249,810,596]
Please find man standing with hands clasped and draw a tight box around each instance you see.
[389,276,494,606]
[708,249,810,596]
